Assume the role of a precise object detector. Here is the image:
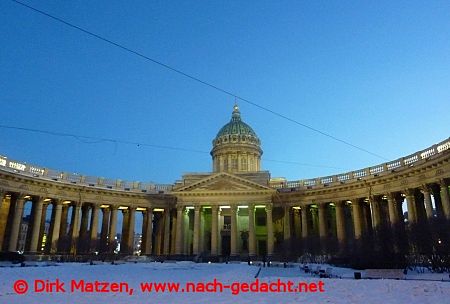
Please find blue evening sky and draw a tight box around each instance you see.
[1,0,449,185]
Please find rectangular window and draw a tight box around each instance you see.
[231,158,238,171]
[241,158,247,171]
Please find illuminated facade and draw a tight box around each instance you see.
[0,105,449,259]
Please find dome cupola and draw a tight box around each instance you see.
[211,104,262,172]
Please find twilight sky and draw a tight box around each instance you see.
[1,1,449,185]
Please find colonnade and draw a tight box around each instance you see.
[285,179,450,252]
[0,178,449,256]
[0,191,172,256]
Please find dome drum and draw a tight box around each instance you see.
[211,104,262,173]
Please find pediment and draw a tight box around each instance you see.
[174,172,273,193]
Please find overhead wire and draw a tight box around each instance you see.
[0,124,348,170]
[9,0,388,161]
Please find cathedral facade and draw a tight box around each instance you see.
[0,105,449,260]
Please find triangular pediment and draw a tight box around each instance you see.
[174,172,273,193]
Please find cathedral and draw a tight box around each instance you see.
[0,104,449,260]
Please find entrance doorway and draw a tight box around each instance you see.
[221,235,230,256]
[258,240,267,257]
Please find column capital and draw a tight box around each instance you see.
[420,184,431,193]
[404,188,415,197]
[176,205,184,212]
[128,206,136,212]
[36,196,46,204]
[439,178,448,187]
[101,206,110,213]
[109,204,119,210]
[211,205,219,212]
[368,195,376,202]
[194,205,202,212]
[230,204,238,212]
[16,194,28,203]
[318,203,327,209]
[54,198,65,206]
[334,200,345,207]
[386,192,395,202]
[265,203,273,212]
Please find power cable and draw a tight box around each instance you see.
[9,0,388,161]
[0,124,347,169]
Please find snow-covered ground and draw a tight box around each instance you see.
[0,261,449,303]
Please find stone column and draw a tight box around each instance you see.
[121,209,130,252]
[163,209,171,255]
[141,210,148,253]
[100,207,110,253]
[193,205,201,255]
[8,195,26,252]
[248,203,256,257]
[89,205,99,252]
[24,201,37,252]
[50,200,63,253]
[143,208,153,255]
[335,201,346,246]
[370,197,381,229]
[59,205,69,241]
[79,204,90,251]
[405,190,417,224]
[439,179,450,219]
[210,205,219,256]
[421,186,433,219]
[387,194,399,226]
[69,202,81,254]
[170,214,177,255]
[183,210,189,255]
[301,205,309,239]
[108,206,118,252]
[318,203,327,239]
[293,209,301,237]
[352,200,363,239]
[230,204,238,256]
[29,197,44,252]
[283,205,291,241]
[127,207,135,254]
[38,203,49,252]
[175,205,184,255]
[199,208,205,253]
[266,203,274,256]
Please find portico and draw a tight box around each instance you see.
[172,171,275,257]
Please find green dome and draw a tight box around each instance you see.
[215,104,259,139]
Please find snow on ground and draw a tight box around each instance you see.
[0,262,449,304]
